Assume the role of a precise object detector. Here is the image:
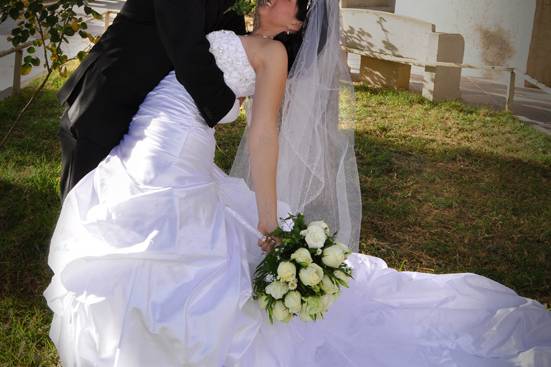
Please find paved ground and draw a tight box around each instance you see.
[454,75,551,136]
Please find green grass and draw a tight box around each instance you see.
[1,70,550,366]
[0,72,66,366]
[351,87,550,299]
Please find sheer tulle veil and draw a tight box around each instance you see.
[230,0,361,252]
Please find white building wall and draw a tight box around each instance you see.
[394,0,537,82]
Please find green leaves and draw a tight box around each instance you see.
[76,50,88,61]
[44,15,57,27]
[1,0,102,76]
[83,4,102,20]
[20,64,32,75]
[63,25,75,36]
[23,54,39,66]
[0,0,104,139]
[225,0,256,16]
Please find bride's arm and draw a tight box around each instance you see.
[248,41,288,236]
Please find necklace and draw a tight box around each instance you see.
[245,31,274,39]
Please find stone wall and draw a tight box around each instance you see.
[394,0,537,83]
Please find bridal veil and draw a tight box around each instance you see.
[230,0,361,252]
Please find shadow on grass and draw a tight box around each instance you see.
[0,178,58,299]
[356,130,551,304]
[0,85,62,301]
[0,177,60,366]
[1,129,548,304]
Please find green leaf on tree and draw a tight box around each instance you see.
[20,64,32,75]
[77,50,88,61]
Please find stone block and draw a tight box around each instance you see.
[360,56,411,89]
[423,32,465,101]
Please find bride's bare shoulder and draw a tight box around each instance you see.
[239,36,288,73]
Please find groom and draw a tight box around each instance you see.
[56,0,246,202]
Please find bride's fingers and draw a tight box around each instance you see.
[269,235,281,247]
[258,239,269,252]
[258,237,278,252]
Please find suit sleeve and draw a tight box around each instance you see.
[152,0,236,127]
[218,98,240,123]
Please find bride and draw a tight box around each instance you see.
[44,0,551,366]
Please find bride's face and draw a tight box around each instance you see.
[266,0,303,33]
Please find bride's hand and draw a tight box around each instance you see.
[257,222,281,253]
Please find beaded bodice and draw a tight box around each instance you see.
[134,30,256,130]
[206,30,256,98]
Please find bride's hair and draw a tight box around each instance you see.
[253,0,310,71]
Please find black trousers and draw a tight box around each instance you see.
[58,110,111,203]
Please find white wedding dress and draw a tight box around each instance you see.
[44,30,551,367]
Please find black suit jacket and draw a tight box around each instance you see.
[58,0,245,149]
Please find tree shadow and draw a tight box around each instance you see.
[355,129,551,303]
[0,178,59,302]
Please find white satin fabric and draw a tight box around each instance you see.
[44,30,551,366]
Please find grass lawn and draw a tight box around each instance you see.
[1,69,550,366]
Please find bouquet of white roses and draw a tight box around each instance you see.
[252,213,353,324]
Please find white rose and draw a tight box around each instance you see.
[304,296,324,316]
[288,277,298,290]
[320,293,335,311]
[299,302,314,321]
[320,274,339,295]
[284,291,302,314]
[258,294,270,310]
[308,220,330,235]
[273,300,292,322]
[334,270,351,287]
[298,263,324,286]
[301,226,327,249]
[310,283,322,293]
[321,245,346,268]
[277,261,297,282]
[290,248,313,267]
[265,280,289,299]
[335,241,352,258]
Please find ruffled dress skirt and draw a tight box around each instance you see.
[44,74,551,366]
